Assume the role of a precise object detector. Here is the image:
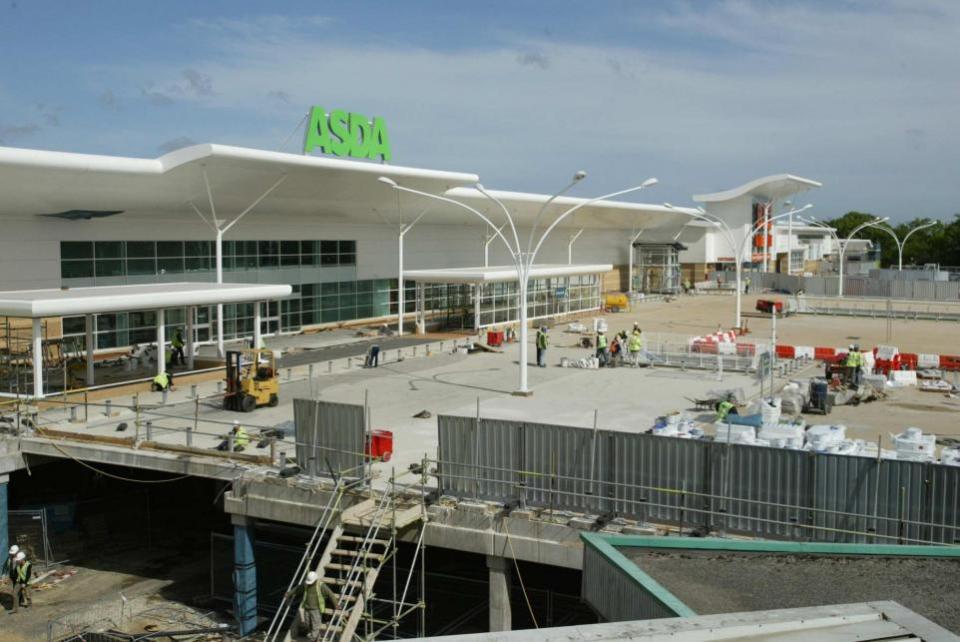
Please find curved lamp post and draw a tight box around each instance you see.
[801,216,887,296]
[874,220,938,271]
[666,203,812,328]
[379,174,658,395]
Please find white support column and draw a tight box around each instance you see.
[253,301,262,349]
[487,555,512,632]
[474,284,481,331]
[31,318,43,399]
[397,232,405,336]
[156,309,166,376]
[627,229,644,293]
[186,306,196,369]
[215,228,225,359]
[85,314,95,387]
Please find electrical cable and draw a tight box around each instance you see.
[500,517,539,629]
[43,439,196,484]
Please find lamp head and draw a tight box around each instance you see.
[663,202,673,209]
[573,170,587,182]
[377,176,397,187]
[475,182,486,191]
[641,178,659,188]
[696,206,707,214]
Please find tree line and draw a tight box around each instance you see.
[823,211,960,269]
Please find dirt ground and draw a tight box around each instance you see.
[0,548,222,640]
[632,550,960,633]
[617,292,960,355]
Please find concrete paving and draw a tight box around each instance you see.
[22,331,759,478]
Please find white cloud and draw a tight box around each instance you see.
[88,4,960,219]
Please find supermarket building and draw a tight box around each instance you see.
[0,141,821,356]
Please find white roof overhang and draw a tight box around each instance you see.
[0,144,478,222]
[0,144,698,235]
[0,282,292,318]
[405,263,613,285]
[694,174,822,204]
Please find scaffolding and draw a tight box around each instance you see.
[632,242,685,294]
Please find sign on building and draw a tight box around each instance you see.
[303,106,392,162]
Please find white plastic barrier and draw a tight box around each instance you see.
[794,346,815,359]
[890,370,918,386]
[918,353,940,368]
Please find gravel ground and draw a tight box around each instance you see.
[630,549,960,633]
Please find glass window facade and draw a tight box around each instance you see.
[60,239,357,281]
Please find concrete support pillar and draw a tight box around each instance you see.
[487,555,512,632]
[32,318,43,398]
[85,314,95,387]
[474,284,481,331]
[253,301,262,349]
[232,515,257,635]
[156,309,166,376]
[186,306,196,369]
[0,475,8,567]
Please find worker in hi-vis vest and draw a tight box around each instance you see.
[287,570,338,638]
[12,551,32,612]
[536,326,549,368]
[596,330,608,367]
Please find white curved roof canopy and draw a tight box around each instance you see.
[0,144,698,235]
[0,282,292,318]
[694,174,822,204]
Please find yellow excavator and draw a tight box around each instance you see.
[223,348,279,412]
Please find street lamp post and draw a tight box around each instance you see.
[801,216,887,296]
[665,203,812,329]
[379,174,658,395]
[874,221,938,271]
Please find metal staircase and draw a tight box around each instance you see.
[264,483,346,642]
[316,486,395,642]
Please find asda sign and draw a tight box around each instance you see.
[303,106,392,162]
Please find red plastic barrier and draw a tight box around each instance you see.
[776,345,796,358]
[899,352,918,371]
[487,330,504,347]
[737,343,756,356]
[874,357,901,375]
[940,355,960,371]
[814,346,836,361]
[692,341,717,354]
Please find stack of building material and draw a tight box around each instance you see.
[893,427,937,462]
[940,446,960,466]
[805,424,847,452]
[757,423,805,449]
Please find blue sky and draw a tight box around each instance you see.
[1,1,958,221]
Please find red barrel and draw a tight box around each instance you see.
[367,430,394,462]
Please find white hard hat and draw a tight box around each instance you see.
[233,420,240,426]
[305,571,318,585]
[15,551,25,561]
[8,545,18,555]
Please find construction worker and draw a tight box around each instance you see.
[217,421,250,452]
[596,330,608,367]
[536,326,549,367]
[627,328,643,366]
[151,369,174,392]
[3,545,18,602]
[682,278,692,294]
[844,344,863,386]
[11,551,32,612]
[715,395,739,422]
[286,570,338,638]
[171,328,186,366]
[744,276,751,294]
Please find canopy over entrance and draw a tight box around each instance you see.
[0,282,291,398]
[405,264,612,331]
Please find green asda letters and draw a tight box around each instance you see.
[303,106,392,161]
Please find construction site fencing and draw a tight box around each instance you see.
[8,508,55,566]
[293,398,367,480]
[744,270,960,304]
[436,414,960,545]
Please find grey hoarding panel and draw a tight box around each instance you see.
[294,398,365,479]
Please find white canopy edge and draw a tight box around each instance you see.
[0,143,479,185]
[0,282,292,318]
[405,263,613,284]
[694,174,822,204]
